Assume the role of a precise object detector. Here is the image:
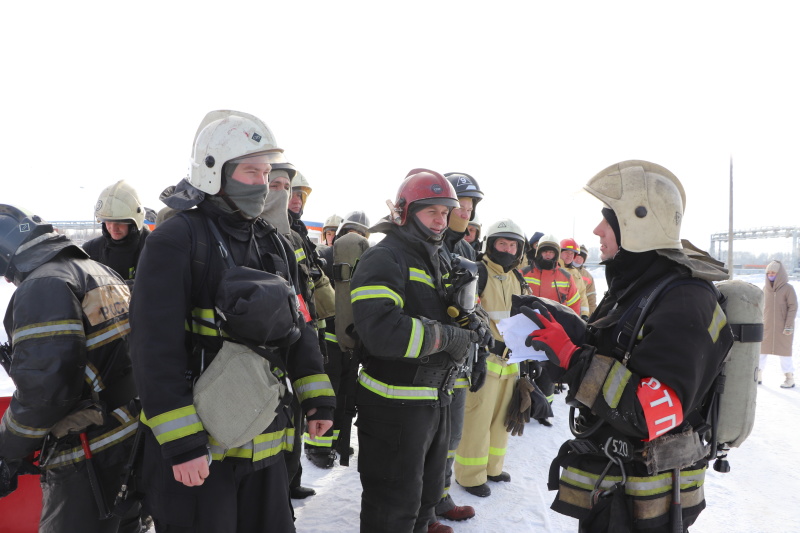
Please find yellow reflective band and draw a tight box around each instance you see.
[295,248,307,262]
[358,371,438,401]
[708,303,727,342]
[404,318,424,358]
[142,406,204,445]
[566,293,581,306]
[13,320,84,344]
[409,268,435,289]
[86,319,130,350]
[189,307,219,336]
[3,412,49,439]
[455,377,470,388]
[303,430,339,447]
[454,452,488,466]
[489,446,507,456]
[525,277,541,286]
[294,374,335,402]
[324,332,337,343]
[555,281,570,288]
[253,428,294,462]
[351,286,404,308]
[45,417,139,469]
[602,361,632,409]
[560,466,706,498]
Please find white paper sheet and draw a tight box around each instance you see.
[497,312,549,363]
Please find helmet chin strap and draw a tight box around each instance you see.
[409,213,445,243]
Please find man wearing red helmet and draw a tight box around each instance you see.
[350,170,491,533]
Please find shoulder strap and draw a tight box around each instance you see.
[612,272,683,365]
[179,211,213,299]
[511,268,529,295]
[477,261,488,296]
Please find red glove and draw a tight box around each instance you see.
[521,304,579,368]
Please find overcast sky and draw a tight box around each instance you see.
[2,2,798,256]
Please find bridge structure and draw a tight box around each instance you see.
[710,226,800,272]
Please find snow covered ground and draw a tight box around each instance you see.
[1,273,799,532]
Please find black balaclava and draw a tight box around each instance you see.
[206,162,268,220]
[407,204,447,244]
[486,237,520,272]
[534,244,559,270]
[601,207,622,248]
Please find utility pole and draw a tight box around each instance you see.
[727,157,734,279]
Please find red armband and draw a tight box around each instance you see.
[297,294,313,323]
[636,377,683,441]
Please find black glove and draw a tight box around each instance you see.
[512,295,587,345]
[469,347,489,392]
[441,325,478,364]
[0,458,19,498]
[505,377,535,436]
[467,311,494,350]
[421,320,479,364]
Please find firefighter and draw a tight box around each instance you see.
[430,172,489,523]
[464,215,482,253]
[83,179,150,286]
[454,219,531,497]
[260,165,326,499]
[321,214,343,247]
[573,244,597,315]
[522,235,582,315]
[129,110,334,532]
[524,160,733,531]
[0,204,144,532]
[560,238,590,319]
[350,169,490,533]
[303,210,370,470]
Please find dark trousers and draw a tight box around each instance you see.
[39,438,143,533]
[141,431,294,533]
[435,386,466,516]
[305,335,359,453]
[286,395,303,490]
[356,402,450,533]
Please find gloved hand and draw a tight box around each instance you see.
[441,325,479,364]
[469,347,489,392]
[0,458,21,499]
[521,303,579,369]
[784,327,793,336]
[467,310,494,350]
[505,376,535,436]
[422,320,479,364]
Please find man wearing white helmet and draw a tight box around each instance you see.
[129,110,334,532]
[83,179,150,286]
[455,219,531,498]
[519,160,733,531]
[321,214,343,247]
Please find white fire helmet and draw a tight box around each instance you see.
[483,218,527,260]
[95,180,145,230]
[584,160,685,252]
[189,110,288,195]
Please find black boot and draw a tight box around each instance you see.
[305,449,336,469]
[290,485,316,499]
